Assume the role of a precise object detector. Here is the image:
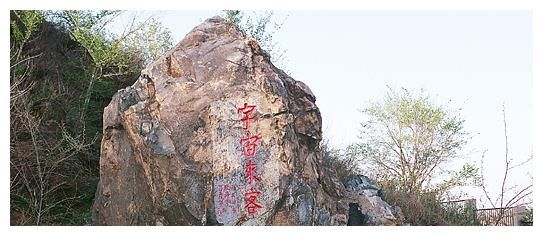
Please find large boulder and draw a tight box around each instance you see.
[92,16,402,226]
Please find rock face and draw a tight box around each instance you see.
[92,16,402,226]
[344,175,404,225]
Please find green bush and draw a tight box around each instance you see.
[320,139,360,183]
[10,10,172,225]
[379,180,481,226]
[520,208,533,226]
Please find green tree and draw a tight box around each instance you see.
[123,17,174,64]
[46,10,173,136]
[356,87,474,195]
[222,10,287,70]
[10,10,173,225]
[10,10,44,62]
[10,10,99,226]
[351,87,478,225]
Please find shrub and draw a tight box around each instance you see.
[10,10,173,225]
[320,139,360,183]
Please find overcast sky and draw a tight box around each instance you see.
[110,11,533,207]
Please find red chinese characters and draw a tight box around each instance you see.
[244,188,262,215]
[216,184,239,218]
[237,102,263,217]
[244,159,261,184]
[237,103,256,130]
[239,135,260,157]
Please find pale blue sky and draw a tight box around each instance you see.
[110,11,533,206]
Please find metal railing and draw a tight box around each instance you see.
[441,199,527,226]
[476,207,515,226]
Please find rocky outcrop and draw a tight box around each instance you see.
[343,175,404,225]
[92,16,402,226]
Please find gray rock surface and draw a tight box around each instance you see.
[92,16,403,226]
[343,175,404,225]
[344,175,383,198]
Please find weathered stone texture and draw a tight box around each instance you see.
[92,16,402,226]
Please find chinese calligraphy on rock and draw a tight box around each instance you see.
[237,102,263,217]
[216,184,239,219]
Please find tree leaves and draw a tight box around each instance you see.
[222,10,288,71]
[358,87,470,195]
